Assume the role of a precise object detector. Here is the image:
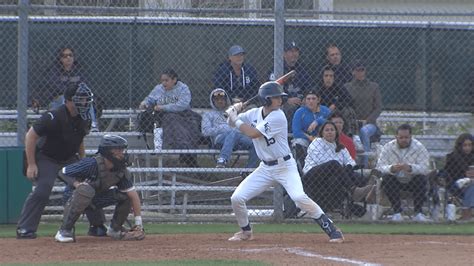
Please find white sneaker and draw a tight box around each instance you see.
[54,230,74,243]
[413,213,431,222]
[228,230,253,241]
[391,212,404,222]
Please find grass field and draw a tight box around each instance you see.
[2,222,474,238]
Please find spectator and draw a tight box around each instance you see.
[55,135,145,243]
[213,45,260,103]
[344,60,382,167]
[329,111,356,160]
[444,133,474,220]
[32,47,99,131]
[325,44,352,88]
[291,89,331,171]
[268,41,313,129]
[201,88,258,168]
[139,69,201,168]
[376,124,431,222]
[318,65,357,135]
[16,83,92,239]
[302,122,373,211]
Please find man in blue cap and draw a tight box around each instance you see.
[268,40,313,131]
[213,45,260,103]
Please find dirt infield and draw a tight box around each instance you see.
[2,233,473,265]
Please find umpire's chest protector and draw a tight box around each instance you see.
[94,155,127,193]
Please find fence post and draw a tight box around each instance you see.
[272,0,285,222]
[17,0,29,146]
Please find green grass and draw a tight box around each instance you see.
[2,222,474,238]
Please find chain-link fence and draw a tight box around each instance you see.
[1,2,473,223]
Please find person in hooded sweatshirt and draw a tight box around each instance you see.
[201,88,259,169]
[212,45,260,103]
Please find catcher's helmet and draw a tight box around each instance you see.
[64,82,94,120]
[98,135,129,171]
[258,81,288,106]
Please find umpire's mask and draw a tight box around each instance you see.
[66,82,94,120]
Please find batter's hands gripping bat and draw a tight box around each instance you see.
[224,70,296,118]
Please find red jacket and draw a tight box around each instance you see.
[339,132,356,160]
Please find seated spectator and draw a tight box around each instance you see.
[291,89,331,170]
[344,60,382,167]
[201,88,258,168]
[212,45,260,103]
[31,47,99,131]
[329,111,356,160]
[139,69,201,167]
[376,124,431,222]
[268,41,313,130]
[302,122,373,212]
[444,133,474,220]
[325,44,352,88]
[319,65,357,135]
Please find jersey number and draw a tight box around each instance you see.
[264,136,275,146]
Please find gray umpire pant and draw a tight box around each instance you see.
[17,153,77,232]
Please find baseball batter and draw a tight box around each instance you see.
[226,81,344,243]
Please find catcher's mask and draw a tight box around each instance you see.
[97,134,129,171]
[65,82,94,120]
[258,81,288,106]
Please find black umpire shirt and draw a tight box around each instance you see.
[33,104,89,162]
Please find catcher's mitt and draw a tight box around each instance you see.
[121,225,145,241]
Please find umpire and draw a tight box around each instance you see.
[16,83,93,239]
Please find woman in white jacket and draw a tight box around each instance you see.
[302,122,372,211]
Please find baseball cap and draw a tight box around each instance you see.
[284,41,299,51]
[351,59,366,70]
[228,45,245,56]
[304,89,320,98]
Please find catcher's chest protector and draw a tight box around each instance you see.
[94,155,127,193]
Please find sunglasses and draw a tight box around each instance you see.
[212,91,225,97]
[61,53,74,58]
[355,67,365,72]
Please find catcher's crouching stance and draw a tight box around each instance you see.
[54,135,145,243]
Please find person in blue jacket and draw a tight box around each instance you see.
[291,89,331,172]
[213,45,260,103]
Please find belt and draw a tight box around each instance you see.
[262,155,291,166]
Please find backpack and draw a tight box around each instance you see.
[136,110,155,134]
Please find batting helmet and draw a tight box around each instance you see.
[64,82,94,120]
[258,81,288,106]
[97,135,129,171]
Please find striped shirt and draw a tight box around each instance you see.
[62,157,134,192]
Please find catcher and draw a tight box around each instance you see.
[54,134,145,243]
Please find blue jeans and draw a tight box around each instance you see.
[50,95,98,128]
[359,123,377,167]
[214,128,258,168]
[462,184,474,208]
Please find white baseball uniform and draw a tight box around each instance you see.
[230,107,325,227]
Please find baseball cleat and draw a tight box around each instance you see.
[88,224,108,237]
[16,228,37,239]
[329,230,344,243]
[55,230,74,243]
[107,227,125,240]
[228,230,253,241]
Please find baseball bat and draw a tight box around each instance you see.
[223,70,297,118]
